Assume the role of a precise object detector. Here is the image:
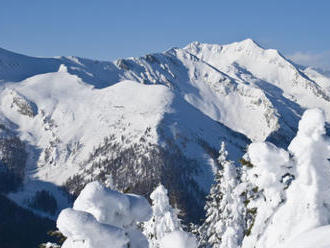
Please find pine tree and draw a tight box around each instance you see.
[143,184,182,248]
[198,142,245,248]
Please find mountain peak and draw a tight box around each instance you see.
[238,38,260,47]
[183,39,264,57]
[184,38,260,48]
[226,38,264,52]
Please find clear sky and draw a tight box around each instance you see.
[1,0,330,69]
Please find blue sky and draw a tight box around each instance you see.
[1,0,330,69]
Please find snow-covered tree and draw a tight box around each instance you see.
[198,142,245,248]
[243,109,330,248]
[143,184,183,248]
[56,181,152,248]
[239,108,330,248]
[239,141,292,247]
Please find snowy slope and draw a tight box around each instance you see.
[284,225,330,248]
[184,39,330,143]
[0,39,329,223]
[1,40,329,144]
[0,63,249,222]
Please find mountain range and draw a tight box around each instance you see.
[0,39,329,245]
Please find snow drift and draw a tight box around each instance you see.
[159,231,197,248]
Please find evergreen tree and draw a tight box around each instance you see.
[198,142,245,248]
[143,184,182,248]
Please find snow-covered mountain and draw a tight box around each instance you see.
[0,39,329,227]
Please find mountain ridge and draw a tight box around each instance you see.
[0,39,329,225]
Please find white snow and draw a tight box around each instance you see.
[303,67,330,94]
[73,181,152,228]
[159,231,197,248]
[1,65,247,213]
[284,225,330,248]
[242,108,330,248]
[247,142,290,190]
[2,74,175,210]
[56,109,330,248]
[143,184,182,248]
[57,181,152,248]
[57,208,129,248]
[58,64,68,73]
[0,40,329,246]
[1,39,329,146]
[183,39,330,141]
[198,142,245,248]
